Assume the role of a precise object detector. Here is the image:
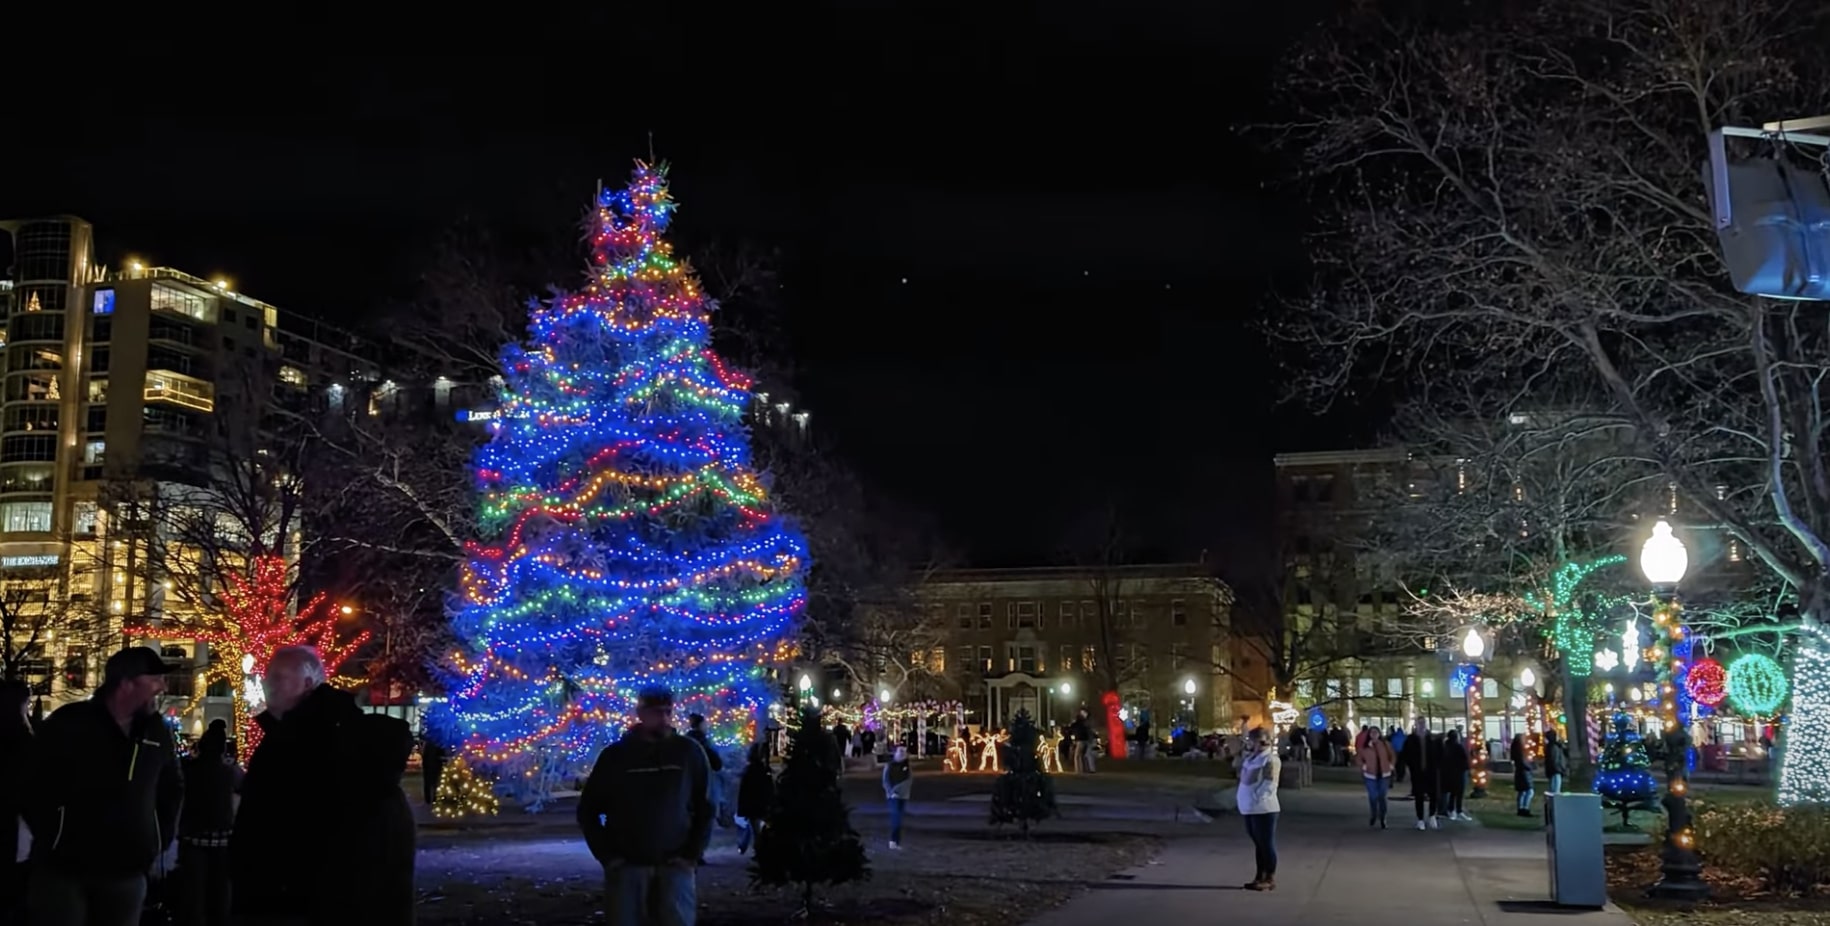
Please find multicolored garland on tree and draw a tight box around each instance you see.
[431,163,808,800]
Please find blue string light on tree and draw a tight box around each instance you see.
[1726,653,1788,717]
[427,162,810,802]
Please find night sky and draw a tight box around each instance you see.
[3,7,1341,580]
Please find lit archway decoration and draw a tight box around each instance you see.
[1727,653,1788,716]
[1684,658,1727,708]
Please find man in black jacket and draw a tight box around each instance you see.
[577,687,711,926]
[231,645,416,926]
[23,645,183,926]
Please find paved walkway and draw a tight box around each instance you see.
[1027,788,1634,926]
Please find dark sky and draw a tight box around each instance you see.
[3,6,1338,578]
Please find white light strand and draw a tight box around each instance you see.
[1779,625,1830,806]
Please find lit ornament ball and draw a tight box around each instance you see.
[1727,653,1788,716]
[1685,658,1728,707]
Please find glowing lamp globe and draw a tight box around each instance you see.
[1520,667,1536,688]
[797,674,812,692]
[1183,678,1197,696]
[1462,628,1486,659]
[1640,519,1688,586]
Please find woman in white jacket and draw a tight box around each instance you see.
[1237,727,1282,891]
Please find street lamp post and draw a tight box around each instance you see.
[1461,626,1491,798]
[1641,518,1706,900]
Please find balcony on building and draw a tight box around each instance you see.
[143,370,215,413]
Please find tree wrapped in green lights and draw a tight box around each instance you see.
[1526,555,1628,773]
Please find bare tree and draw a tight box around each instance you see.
[1264,0,1830,792]
[0,579,106,700]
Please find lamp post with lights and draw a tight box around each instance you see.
[1640,519,1705,899]
[1460,626,1492,797]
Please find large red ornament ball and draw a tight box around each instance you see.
[1686,658,1727,707]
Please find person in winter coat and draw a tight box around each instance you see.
[1,678,33,924]
[576,687,712,926]
[1398,719,1441,830]
[1068,710,1094,773]
[1439,729,1471,822]
[178,719,242,926]
[419,735,446,808]
[882,746,913,849]
[1543,728,1569,794]
[1354,725,1396,828]
[735,740,773,855]
[232,645,417,926]
[1511,734,1536,817]
[684,713,727,827]
[1237,727,1282,891]
[23,646,183,926]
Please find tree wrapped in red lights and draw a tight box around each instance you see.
[131,555,368,753]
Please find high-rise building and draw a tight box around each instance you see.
[0,216,423,730]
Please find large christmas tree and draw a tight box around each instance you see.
[432,163,809,803]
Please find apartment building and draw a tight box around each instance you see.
[0,216,454,731]
[910,564,1254,733]
[1274,434,1762,741]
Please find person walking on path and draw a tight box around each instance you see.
[735,740,772,855]
[577,686,713,926]
[1399,719,1441,830]
[232,645,417,926]
[684,714,728,827]
[1440,729,1471,822]
[882,746,912,849]
[23,646,183,926]
[1237,727,1282,891]
[1069,710,1095,774]
[1355,725,1396,828]
[1511,734,1537,818]
[2,678,34,924]
[1543,729,1569,795]
[177,719,241,926]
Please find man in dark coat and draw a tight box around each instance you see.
[231,646,416,926]
[23,646,183,926]
[1399,719,1442,830]
[576,687,711,926]
[2,678,35,923]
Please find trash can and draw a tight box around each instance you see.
[1545,792,1606,908]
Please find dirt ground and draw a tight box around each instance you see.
[415,815,1158,925]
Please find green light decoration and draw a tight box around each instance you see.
[1527,555,1628,677]
[1726,653,1788,716]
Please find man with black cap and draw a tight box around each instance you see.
[22,645,183,926]
[577,686,713,926]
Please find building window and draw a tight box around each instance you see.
[1170,642,1187,670]
[1325,679,1342,699]
[62,645,90,691]
[1387,678,1403,697]
[977,603,991,629]
[83,441,105,466]
[1081,646,1097,672]
[91,289,115,316]
[244,314,259,331]
[1171,599,1187,626]
[150,285,211,322]
[1079,600,1095,628]
[72,501,98,536]
[956,604,971,629]
[1129,601,1147,629]
[1058,601,1075,627]
[1059,645,1073,674]
[1358,678,1375,697]
[0,501,53,532]
[88,379,108,402]
[930,647,944,673]
[1016,601,1036,628]
[278,366,308,389]
[978,646,992,673]
[0,435,57,463]
[1014,645,1037,674]
[958,647,973,676]
[1111,600,1127,628]
[1482,678,1499,698]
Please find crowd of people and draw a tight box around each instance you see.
[3,644,415,926]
